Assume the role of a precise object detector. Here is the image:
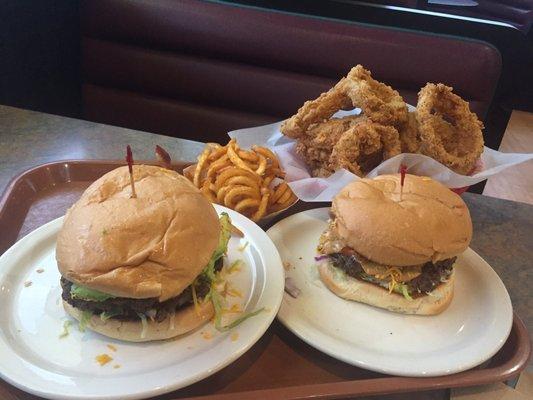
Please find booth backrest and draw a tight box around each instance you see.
[81,0,501,142]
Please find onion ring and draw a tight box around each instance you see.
[416,83,484,175]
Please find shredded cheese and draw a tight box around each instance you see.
[95,354,113,366]
[375,267,403,293]
[222,304,242,314]
[107,344,117,352]
[237,241,249,252]
[227,260,243,274]
[228,288,242,298]
[231,332,239,342]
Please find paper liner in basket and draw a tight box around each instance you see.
[228,112,533,203]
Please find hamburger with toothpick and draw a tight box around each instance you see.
[316,173,472,315]
[56,146,256,342]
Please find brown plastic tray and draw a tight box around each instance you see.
[0,160,530,400]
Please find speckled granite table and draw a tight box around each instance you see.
[0,105,531,399]
[0,105,204,192]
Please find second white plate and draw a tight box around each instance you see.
[267,207,513,377]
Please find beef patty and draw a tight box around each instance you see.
[327,252,455,296]
[61,258,223,322]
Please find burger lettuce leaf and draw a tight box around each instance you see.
[70,283,116,302]
[400,283,413,300]
[203,213,232,282]
[203,213,264,332]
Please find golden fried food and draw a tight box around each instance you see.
[344,65,408,128]
[416,83,484,175]
[281,79,353,139]
[281,65,408,177]
[328,119,401,177]
[295,116,400,177]
[398,111,420,154]
[187,140,297,221]
[281,64,484,177]
[281,65,407,140]
[294,116,362,177]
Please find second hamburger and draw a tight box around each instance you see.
[317,174,472,315]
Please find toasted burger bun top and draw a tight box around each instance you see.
[56,165,220,301]
[332,174,472,266]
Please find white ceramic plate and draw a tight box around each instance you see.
[0,205,284,400]
[267,207,513,377]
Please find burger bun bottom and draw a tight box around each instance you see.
[318,262,454,315]
[63,300,214,342]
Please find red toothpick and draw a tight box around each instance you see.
[399,164,407,201]
[155,145,172,169]
[126,145,137,198]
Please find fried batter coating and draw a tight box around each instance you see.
[344,65,408,128]
[295,116,401,177]
[281,78,352,139]
[399,111,420,153]
[281,65,407,139]
[282,67,484,178]
[416,84,484,175]
[295,116,363,176]
[329,121,401,177]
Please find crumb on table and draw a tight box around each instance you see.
[36,268,44,273]
[107,344,117,352]
[283,261,291,270]
[231,332,239,342]
[24,281,32,287]
[113,364,121,369]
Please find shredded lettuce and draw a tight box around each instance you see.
[191,279,200,316]
[203,213,232,282]
[138,313,148,339]
[217,308,265,332]
[400,284,413,301]
[228,260,243,274]
[169,311,176,330]
[100,310,121,322]
[208,287,225,331]
[237,241,249,252]
[71,284,115,302]
[78,310,92,332]
[59,320,72,338]
[201,213,263,332]
[208,286,264,331]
